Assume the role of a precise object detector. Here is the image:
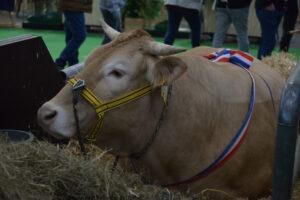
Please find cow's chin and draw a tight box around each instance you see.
[41,123,76,140]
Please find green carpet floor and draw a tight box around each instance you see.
[0,28,299,62]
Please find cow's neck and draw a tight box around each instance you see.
[129,87,167,158]
[98,63,248,186]
[128,83,220,186]
[129,63,248,187]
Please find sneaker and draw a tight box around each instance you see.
[55,58,66,71]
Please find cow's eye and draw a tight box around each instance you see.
[108,69,124,78]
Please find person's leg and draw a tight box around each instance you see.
[65,22,72,44]
[55,22,72,69]
[16,0,22,17]
[34,0,44,16]
[112,5,123,32]
[45,0,55,14]
[55,16,72,69]
[280,0,298,52]
[230,7,250,52]
[101,8,116,45]
[212,8,231,48]
[256,9,282,59]
[164,7,183,45]
[275,10,284,40]
[256,9,264,59]
[58,11,86,66]
[183,9,201,47]
[114,9,123,32]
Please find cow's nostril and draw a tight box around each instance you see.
[44,110,57,121]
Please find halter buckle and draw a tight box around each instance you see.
[73,79,85,92]
[72,79,85,104]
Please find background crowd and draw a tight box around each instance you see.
[14,0,297,70]
[165,0,298,60]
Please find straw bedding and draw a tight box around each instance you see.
[262,52,297,79]
[0,138,186,200]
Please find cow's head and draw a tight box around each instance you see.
[37,22,187,153]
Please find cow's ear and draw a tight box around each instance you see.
[151,56,187,87]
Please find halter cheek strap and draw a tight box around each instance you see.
[68,77,153,142]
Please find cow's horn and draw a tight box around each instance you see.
[143,41,186,56]
[99,14,120,40]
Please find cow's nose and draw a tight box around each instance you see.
[37,103,58,125]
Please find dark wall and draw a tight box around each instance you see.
[0,35,64,135]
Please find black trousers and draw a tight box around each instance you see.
[280,0,299,52]
[164,6,201,48]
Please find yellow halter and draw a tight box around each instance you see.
[67,77,153,142]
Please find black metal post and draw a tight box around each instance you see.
[272,61,300,200]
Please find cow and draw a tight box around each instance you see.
[37,21,287,198]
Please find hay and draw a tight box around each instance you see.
[0,140,186,200]
[0,139,276,199]
[262,52,297,79]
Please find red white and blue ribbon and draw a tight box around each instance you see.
[205,48,254,69]
[163,49,256,187]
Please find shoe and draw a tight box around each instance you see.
[55,58,66,71]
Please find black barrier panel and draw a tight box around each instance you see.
[0,35,64,132]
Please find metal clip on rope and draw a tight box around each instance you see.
[72,79,87,155]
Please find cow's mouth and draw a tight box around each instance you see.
[39,123,74,140]
[37,113,76,140]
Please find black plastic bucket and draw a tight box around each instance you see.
[0,129,34,143]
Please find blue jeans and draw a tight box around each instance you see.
[56,11,86,69]
[101,8,122,45]
[212,7,250,52]
[256,9,284,59]
[164,6,201,48]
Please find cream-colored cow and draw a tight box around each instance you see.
[38,21,286,198]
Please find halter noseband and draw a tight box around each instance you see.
[68,77,153,142]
